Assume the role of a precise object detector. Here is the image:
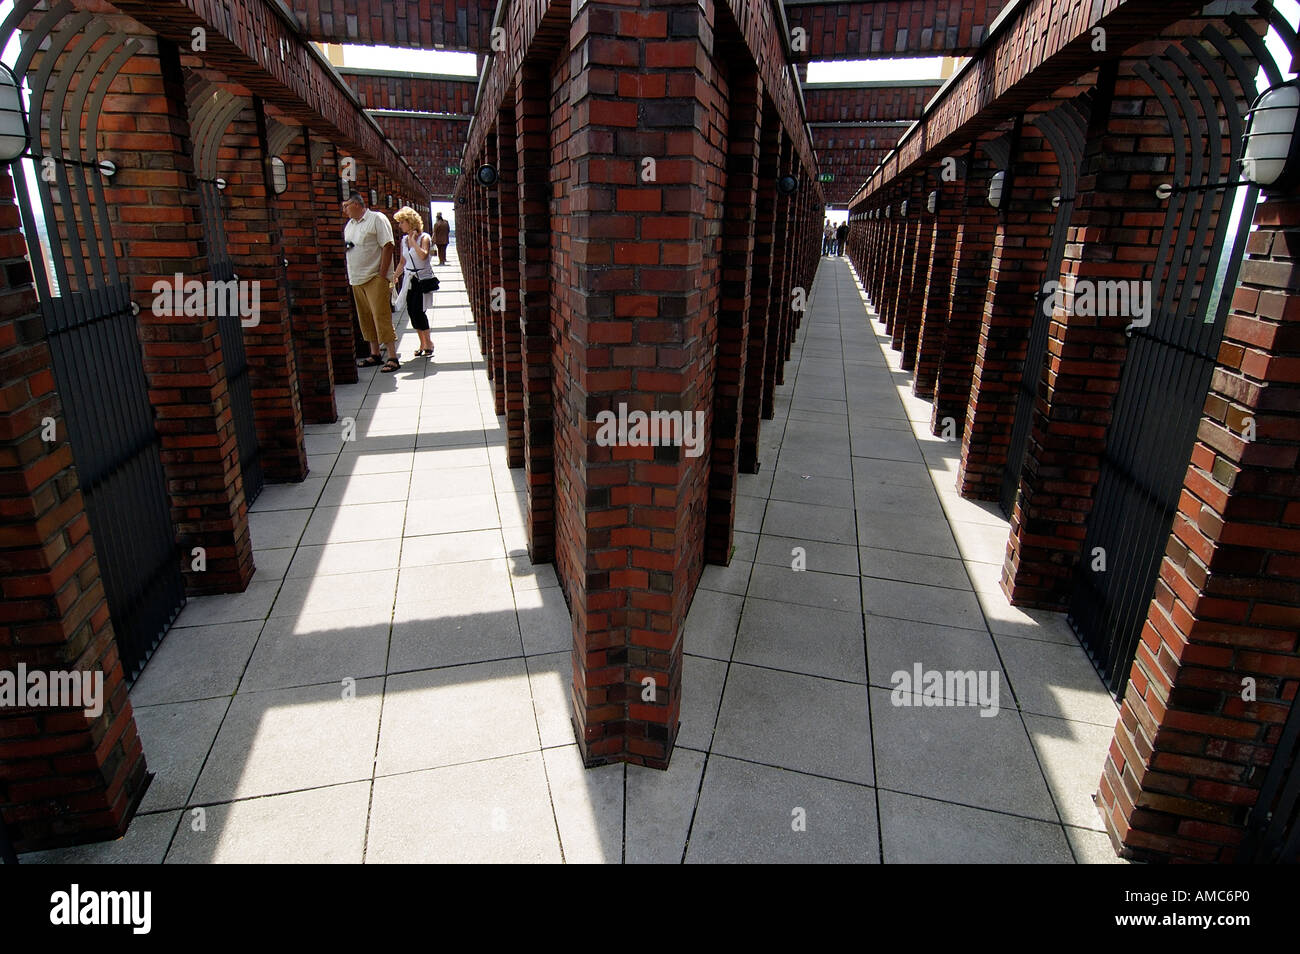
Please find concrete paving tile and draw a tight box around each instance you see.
[192,678,383,802]
[250,478,326,513]
[685,756,878,863]
[376,659,539,775]
[755,535,859,575]
[856,510,960,558]
[130,620,262,705]
[861,576,985,630]
[878,791,1072,864]
[243,604,393,691]
[733,597,866,683]
[403,493,499,536]
[318,471,412,507]
[683,588,744,660]
[749,562,861,614]
[133,697,230,812]
[541,746,623,863]
[698,559,753,596]
[995,635,1119,727]
[858,546,971,589]
[761,499,857,544]
[865,617,1004,695]
[1066,825,1130,864]
[165,782,371,864]
[713,664,873,784]
[677,654,727,751]
[625,748,707,864]
[287,538,403,578]
[768,471,855,508]
[367,753,562,863]
[869,687,1057,821]
[514,585,573,656]
[271,568,398,618]
[1023,713,1115,833]
[301,502,406,545]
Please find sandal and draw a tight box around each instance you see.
[380,357,401,373]
[357,354,381,367]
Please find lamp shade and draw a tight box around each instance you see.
[0,64,28,163]
[885,205,891,218]
[776,174,798,195]
[899,200,908,217]
[927,191,938,214]
[988,170,1005,208]
[1243,80,1300,191]
[369,188,378,206]
[269,156,288,194]
[476,163,498,186]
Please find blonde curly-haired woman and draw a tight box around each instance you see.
[393,206,438,358]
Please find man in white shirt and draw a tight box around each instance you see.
[343,191,399,372]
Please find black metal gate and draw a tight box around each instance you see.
[1067,10,1294,695]
[198,178,264,503]
[999,98,1091,517]
[1239,689,1300,863]
[4,7,185,679]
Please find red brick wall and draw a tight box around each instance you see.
[785,0,1005,60]
[0,164,148,851]
[289,0,498,51]
[340,69,477,114]
[804,82,942,123]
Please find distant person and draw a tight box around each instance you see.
[836,221,849,257]
[823,220,835,256]
[432,212,451,266]
[343,191,400,372]
[394,206,438,358]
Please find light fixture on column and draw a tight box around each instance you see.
[0,64,28,163]
[1051,194,1061,209]
[476,163,498,186]
[1242,79,1300,192]
[386,193,394,207]
[369,188,378,206]
[927,191,938,214]
[215,177,227,191]
[269,156,288,195]
[776,174,798,196]
[899,200,908,217]
[885,205,891,218]
[987,170,1006,209]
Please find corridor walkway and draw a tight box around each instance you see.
[26,254,1124,864]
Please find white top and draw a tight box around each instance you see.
[402,232,433,278]
[343,209,395,286]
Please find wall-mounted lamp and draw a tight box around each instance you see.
[96,160,116,178]
[477,163,499,186]
[987,170,1006,209]
[215,177,227,191]
[269,156,288,195]
[885,205,891,218]
[776,174,798,196]
[927,191,938,214]
[386,193,394,207]
[0,64,28,163]
[369,188,378,206]
[1242,79,1300,192]
[1051,194,1061,209]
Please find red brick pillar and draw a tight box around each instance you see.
[0,167,148,851]
[894,175,929,366]
[1098,186,1300,863]
[278,124,337,424]
[223,98,306,481]
[763,135,793,409]
[956,122,1059,499]
[486,129,506,417]
[931,149,1001,439]
[881,191,907,335]
[565,0,727,767]
[739,95,778,474]
[914,168,955,398]
[516,63,555,560]
[103,37,252,594]
[313,140,359,386]
[496,104,525,467]
[707,67,762,565]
